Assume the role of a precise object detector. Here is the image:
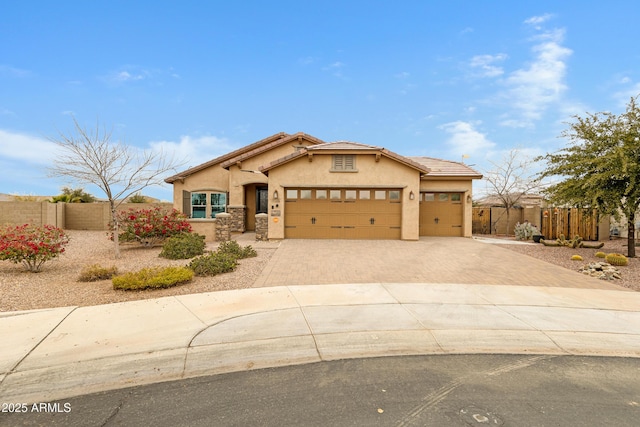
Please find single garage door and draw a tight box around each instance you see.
[285,188,402,239]
[419,192,463,236]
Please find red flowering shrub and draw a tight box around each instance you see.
[110,207,192,247]
[0,224,70,272]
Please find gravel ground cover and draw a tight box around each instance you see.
[498,237,639,292]
[1,232,637,312]
[0,231,277,312]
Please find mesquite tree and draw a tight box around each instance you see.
[538,96,640,257]
[48,117,182,258]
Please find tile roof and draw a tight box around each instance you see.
[259,143,431,174]
[409,156,483,179]
[164,132,324,182]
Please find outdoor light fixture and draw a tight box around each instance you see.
[273,190,279,200]
[409,191,415,200]
[467,195,472,203]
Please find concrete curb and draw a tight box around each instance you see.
[1,283,639,404]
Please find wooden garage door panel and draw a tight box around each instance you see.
[284,188,401,239]
[419,192,463,237]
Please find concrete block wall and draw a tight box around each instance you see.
[0,202,63,228]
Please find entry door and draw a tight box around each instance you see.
[256,186,268,214]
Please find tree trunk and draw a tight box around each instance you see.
[505,207,511,236]
[111,203,121,259]
[628,212,636,258]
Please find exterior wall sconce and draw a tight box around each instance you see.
[466,195,472,204]
[273,190,279,200]
[409,191,415,200]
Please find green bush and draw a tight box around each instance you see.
[188,251,238,276]
[217,240,257,259]
[112,266,194,290]
[159,233,206,259]
[78,264,118,282]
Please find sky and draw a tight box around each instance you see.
[2,0,640,202]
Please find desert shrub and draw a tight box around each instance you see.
[188,251,238,276]
[0,224,70,272]
[160,233,206,259]
[78,264,118,282]
[127,193,147,203]
[595,251,606,258]
[514,222,540,241]
[112,266,194,290]
[217,240,258,259]
[570,255,583,261]
[605,253,628,266]
[110,207,192,247]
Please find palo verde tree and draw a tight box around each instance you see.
[483,148,541,235]
[538,95,640,257]
[48,117,183,258]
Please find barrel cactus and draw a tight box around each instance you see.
[605,253,628,266]
[595,251,606,258]
[571,254,583,261]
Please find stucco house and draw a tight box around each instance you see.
[165,132,482,241]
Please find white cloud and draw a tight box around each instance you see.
[439,121,495,155]
[524,14,554,29]
[469,54,507,78]
[148,135,236,168]
[501,28,572,127]
[0,129,60,165]
[395,71,410,79]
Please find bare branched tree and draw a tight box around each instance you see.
[483,148,542,235]
[48,117,183,258]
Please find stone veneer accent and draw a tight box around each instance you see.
[215,213,231,241]
[255,213,268,241]
[227,205,246,232]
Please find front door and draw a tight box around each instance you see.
[256,186,268,214]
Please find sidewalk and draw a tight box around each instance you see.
[1,283,639,404]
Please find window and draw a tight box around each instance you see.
[389,190,400,201]
[451,193,461,202]
[332,154,356,171]
[330,190,342,200]
[316,190,327,199]
[300,189,312,199]
[191,192,227,218]
[438,194,449,202]
[191,193,207,218]
[374,190,386,200]
[422,193,435,202]
[359,190,370,200]
[345,190,357,200]
[286,189,298,199]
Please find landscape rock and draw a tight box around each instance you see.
[578,262,621,280]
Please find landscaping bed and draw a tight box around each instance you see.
[0,231,276,312]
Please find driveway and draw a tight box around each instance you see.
[253,237,627,290]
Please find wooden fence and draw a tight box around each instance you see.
[540,207,599,241]
[473,206,601,240]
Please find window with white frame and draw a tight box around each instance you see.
[190,192,227,218]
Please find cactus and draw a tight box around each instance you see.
[595,251,606,258]
[605,253,628,266]
[541,235,604,249]
[571,255,583,261]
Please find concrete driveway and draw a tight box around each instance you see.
[253,237,627,290]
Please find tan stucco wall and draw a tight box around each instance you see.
[266,153,421,240]
[420,179,475,237]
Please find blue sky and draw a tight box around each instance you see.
[2,1,640,201]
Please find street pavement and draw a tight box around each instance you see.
[0,237,639,406]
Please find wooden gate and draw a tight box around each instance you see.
[540,208,599,240]
[472,207,491,234]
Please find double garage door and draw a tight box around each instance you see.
[285,188,402,239]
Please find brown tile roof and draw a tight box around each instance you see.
[164,132,291,183]
[409,156,483,179]
[259,142,431,174]
[220,132,325,169]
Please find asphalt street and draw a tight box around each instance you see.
[2,354,639,427]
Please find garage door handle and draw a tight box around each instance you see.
[370,217,375,225]
[434,217,439,224]
[311,217,316,224]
